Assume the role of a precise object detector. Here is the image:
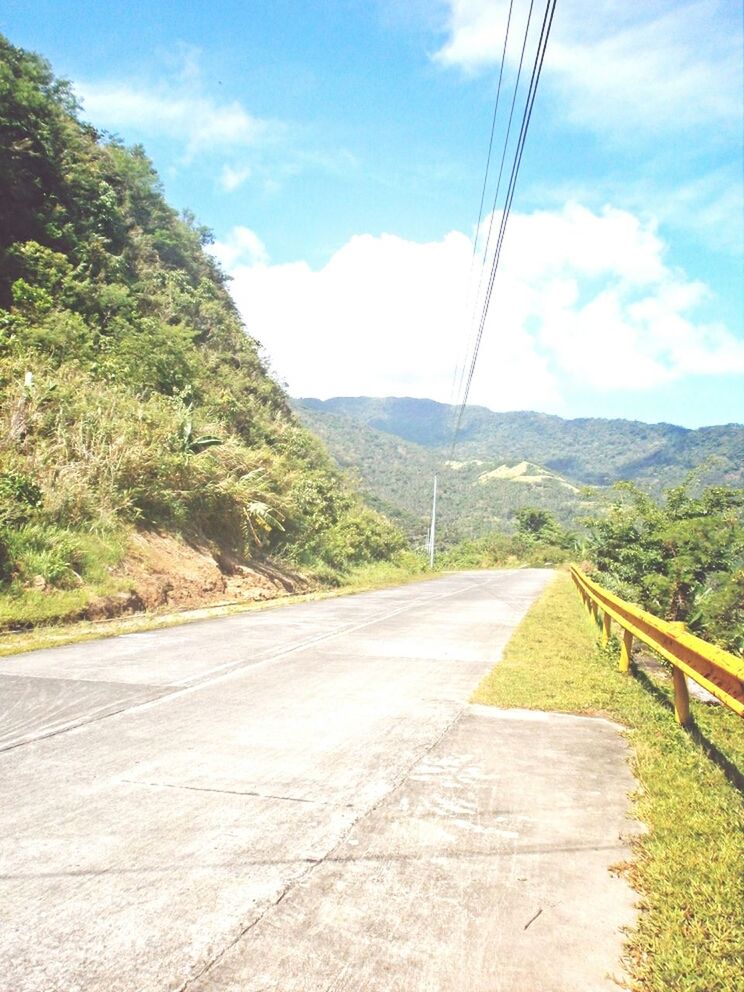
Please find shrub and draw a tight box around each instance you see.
[587,481,744,653]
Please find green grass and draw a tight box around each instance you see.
[473,572,744,992]
[0,525,127,631]
[335,549,433,589]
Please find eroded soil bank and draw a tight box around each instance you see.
[88,531,310,620]
[2,530,312,634]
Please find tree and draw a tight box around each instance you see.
[515,507,574,549]
[587,481,744,653]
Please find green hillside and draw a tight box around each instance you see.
[294,396,743,543]
[0,36,404,627]
[294,402,596,544]
[298,396,743,489]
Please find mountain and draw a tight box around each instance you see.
[294,396,744,543]
[0,36,403,627]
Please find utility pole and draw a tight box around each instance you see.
[428,474,438,569]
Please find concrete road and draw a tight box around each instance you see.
[0,570,638,991]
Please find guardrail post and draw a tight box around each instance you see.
[619,628,633,673]
[672,667,691,726]
[602,611,612,646]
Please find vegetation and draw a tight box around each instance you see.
[295,402,597,545]
[294,397,743,546]
[439,507,576,569]
[296,396,744,491]
[0,34,405,626]
[586,481,744,654]
[473,573,744,992]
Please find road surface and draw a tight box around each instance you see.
[0,569,638,991]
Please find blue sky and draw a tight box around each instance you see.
[2,0,742,427]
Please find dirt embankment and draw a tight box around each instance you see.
[85,531,312,621]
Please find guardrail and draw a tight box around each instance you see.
[570,566,744,726]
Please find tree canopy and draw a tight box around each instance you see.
[587,482,744,654]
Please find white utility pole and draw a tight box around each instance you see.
[428,474,438,568]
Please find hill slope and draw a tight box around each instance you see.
[294,397,744,542]
[0,36,403,627]
[298,396,744,488]
[294,402,596,544]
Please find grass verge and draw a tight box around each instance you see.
[472,571,744,992]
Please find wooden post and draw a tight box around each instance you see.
[672,667,691,726]
[619,628,633,673]
[602,611,612,646]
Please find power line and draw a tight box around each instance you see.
[449,0,557,457]
[468,0,536,337]
[451,0,536,431]
[471,0,516,262]
[448,0,515,416]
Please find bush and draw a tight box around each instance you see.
[0,468,43,524]
[587,482,744,653]
[319,508,406,571]
[4,523,86,586]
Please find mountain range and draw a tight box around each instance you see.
[293,397,744,544]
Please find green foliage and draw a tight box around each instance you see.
[587,481,744,653]
[317,507,406,571]
[6,523,85,585]
[514,506,575,548]
[439,529,572,570]
[299,397,744,492]
[295,402,597,546]
[295,399,743,551]
[436,505,576,570]
[0,468,42,524]
[0,33,405,621]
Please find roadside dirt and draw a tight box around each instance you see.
[85,531,311,621]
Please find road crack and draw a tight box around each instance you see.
[121,779,323,804]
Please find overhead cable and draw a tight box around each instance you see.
[451,0,535,423]
[448,0,515,414]
[449,0,557,457]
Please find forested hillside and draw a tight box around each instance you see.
[296,397,743,543]
[294,401,592,544]
[298,397,744,490]
[0,36,403,627]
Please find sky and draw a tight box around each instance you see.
[2,0,743,427]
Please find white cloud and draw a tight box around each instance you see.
[528,164,744,258]
[78,81,268,158]
[76,48,274,160]
[210,227,269,269]
[75,49,355,187]
[219,164,252,192]
[434,0,742,136]
[216,203,744,411]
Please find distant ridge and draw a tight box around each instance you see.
[296,396,744,489]
[293,397,744,544]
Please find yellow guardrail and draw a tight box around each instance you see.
[570,566,744,726]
